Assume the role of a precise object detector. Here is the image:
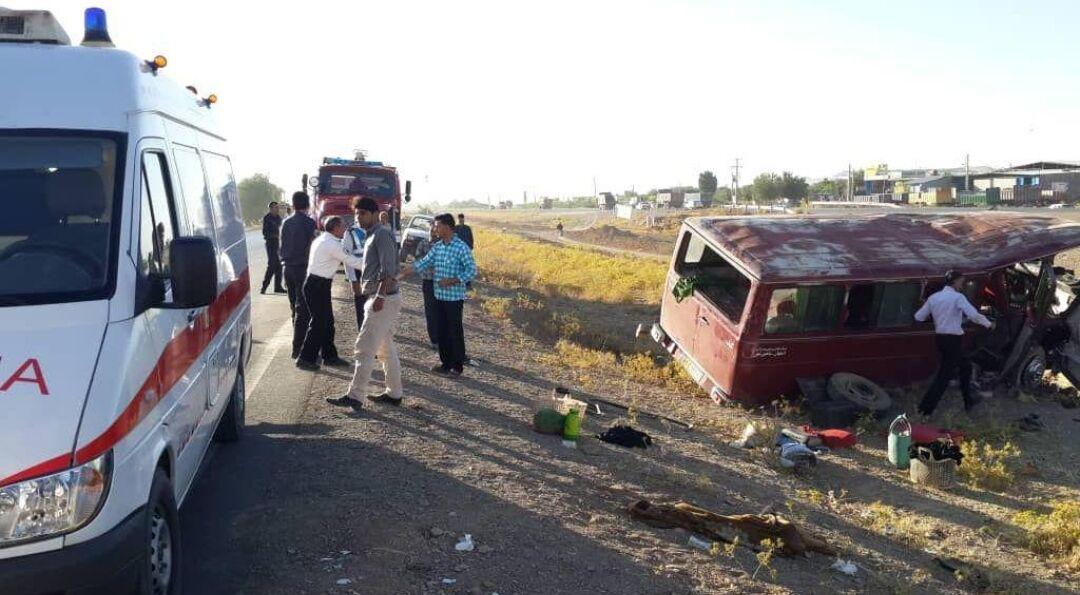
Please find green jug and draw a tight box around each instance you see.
[563,409,582,441]
[888,414,912,469]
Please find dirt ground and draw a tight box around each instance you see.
[192,268,1079,594]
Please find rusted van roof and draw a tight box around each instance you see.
[690,213,1080,283]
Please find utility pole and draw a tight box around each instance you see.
[847,163,853,202]
[592,176,597,197]
[731,158,741,206]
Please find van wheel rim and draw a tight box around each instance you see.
[1021,356,1046,388]
[149,505,173,594]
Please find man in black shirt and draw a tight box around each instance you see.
[279,192,322,359]
[454,213,474,249]
[260,201,285,294]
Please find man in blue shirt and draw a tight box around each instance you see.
[402,213,477,377]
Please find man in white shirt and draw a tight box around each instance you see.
[296,216,366,371]
[914,270,994,416]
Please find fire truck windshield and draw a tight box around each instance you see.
[320,172,396,198]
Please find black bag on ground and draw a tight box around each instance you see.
[598,425,653,449]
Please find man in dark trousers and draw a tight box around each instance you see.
[296,216,363,371]
[260,201,285,294]
[280,192,318,359]
[402,213,477,377]
[914,270,994,416]
[413,226,439,349]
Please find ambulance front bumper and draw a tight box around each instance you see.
[0,507,144,595]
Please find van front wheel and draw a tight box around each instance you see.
[139,469,182,595]
[215,364,245,443]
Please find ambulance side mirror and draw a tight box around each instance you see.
[405,180,412,203]
[168,237,218,308]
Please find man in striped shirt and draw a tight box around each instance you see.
[402,213,477,377]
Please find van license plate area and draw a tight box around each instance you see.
[677,352,706,385]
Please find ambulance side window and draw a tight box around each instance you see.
[138,152,178,278]
[173,146,215,241]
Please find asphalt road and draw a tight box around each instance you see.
[179,231,312,592]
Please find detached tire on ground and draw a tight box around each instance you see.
[827,373,891,412]
[139,469,182,595]
[214,364,245,443]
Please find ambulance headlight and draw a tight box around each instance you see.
[0,452,112,546]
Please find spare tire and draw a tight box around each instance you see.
[827,373,891,411]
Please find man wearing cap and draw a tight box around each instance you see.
[333,198,403,407]
[914,270,994,416]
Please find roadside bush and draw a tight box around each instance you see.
[539,340,701,394]
[959,440,1022,492]
[1013,501,1080,571]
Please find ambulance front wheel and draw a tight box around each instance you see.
[139,469,182,595]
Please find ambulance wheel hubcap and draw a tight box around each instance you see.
[1020,355,1046,388]
[149,507,173,594]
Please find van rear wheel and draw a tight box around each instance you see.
[214,364,245,443]
[139,469,181,595]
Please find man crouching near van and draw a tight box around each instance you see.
[331,198,404,407]
[915,270,994,416]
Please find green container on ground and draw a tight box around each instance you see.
[563,409,582,441]
[888,414,912,469]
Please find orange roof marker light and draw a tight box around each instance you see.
[201,94,218,108]
[145,55,167,74]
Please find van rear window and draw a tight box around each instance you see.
[675,232,752,322]
[765,286,844,334]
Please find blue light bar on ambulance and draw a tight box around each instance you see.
[322,157,384,167]
[81,7,114,48]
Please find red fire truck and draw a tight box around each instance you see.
[305,153,411,237]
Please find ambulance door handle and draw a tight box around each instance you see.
[187,309,199,326]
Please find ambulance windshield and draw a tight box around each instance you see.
[0,133,121,306]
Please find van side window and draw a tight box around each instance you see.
[202,152,243,243]
[844,282,921,329]
[138,152,177,278]
[675,231,752,322]
[764,286,844,334]
[173,146,215,240]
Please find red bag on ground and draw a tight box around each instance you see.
[801,425,857,449]
[910,424,964,444]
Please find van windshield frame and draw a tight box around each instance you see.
[0,129,127,307]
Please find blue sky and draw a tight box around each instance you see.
[12,0,1080,202]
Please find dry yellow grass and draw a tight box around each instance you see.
[473,228,667,304]
[1013,501,1080,571]
[538,339,699,394]
[959,440,1022,493]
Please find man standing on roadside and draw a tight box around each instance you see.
[341,220,367,330]
[296,216,363,371]
[260,201,285,294]
[413,225,439,349]
[280,192,317,358]
[915,270,994,416]
[402,213,477,377]
[454,213,474,250]
[333,198,403,406]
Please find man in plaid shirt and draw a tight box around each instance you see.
[402,213,476,376]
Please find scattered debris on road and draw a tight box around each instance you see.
[831,559,858,576]
[455,534,475,552]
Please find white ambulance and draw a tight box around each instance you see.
[0,8,250,594]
